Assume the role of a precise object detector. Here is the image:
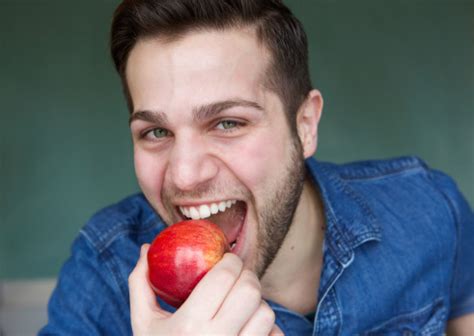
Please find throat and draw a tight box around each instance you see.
[261,260,321,315]
[260,180,325,315]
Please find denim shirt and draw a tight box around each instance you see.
[39,156,474,335]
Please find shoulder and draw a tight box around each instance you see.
[308,156,474,323]
[332,155,465,216]
[79,193,165,254]
[315,156,473,253]
[314,155,463,202]
[41,193,163,335]
[307,155,460,210]
[326,155,430,180]
[332,156,470,219]
[307,155,470,243]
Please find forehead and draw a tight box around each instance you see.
[125,28,272,113]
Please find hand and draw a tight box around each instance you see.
[129,244,284,335]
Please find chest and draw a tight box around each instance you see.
[273,226,455,335]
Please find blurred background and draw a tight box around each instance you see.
[1,0,473,334]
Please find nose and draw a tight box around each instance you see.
[167,134,219,191]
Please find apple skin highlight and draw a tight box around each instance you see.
[147,220,230,307]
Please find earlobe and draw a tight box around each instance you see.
[296,89,323,158]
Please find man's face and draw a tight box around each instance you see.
[127,28,306,277]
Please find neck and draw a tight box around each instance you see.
[260,178,325,315]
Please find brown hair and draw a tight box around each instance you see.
[110,0,312,128]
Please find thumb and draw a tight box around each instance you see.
[129,244,168,321]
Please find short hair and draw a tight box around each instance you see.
[110,0,312,128]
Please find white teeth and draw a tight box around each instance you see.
[179,200,238,219]
[231,242,236,249]
[189,207,200,220]
[179,207,189,218]
[210,204,219,214]
[199,205,211,219]
[218,202,226,212]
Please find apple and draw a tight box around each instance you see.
[147,219,230,307]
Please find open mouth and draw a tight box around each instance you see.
[177,200,247,251]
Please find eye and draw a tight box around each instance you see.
[151,128,170,138]
[216,120,240,130]
[142,127,171,139]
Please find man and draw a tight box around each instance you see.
[40,0,474,334]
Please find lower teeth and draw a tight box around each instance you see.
[231,242,236,249]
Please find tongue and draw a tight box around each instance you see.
[209,201,246,244]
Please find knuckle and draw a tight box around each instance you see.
[237,270,261,302]
[241,269,261,289]
[128,271,136,285]
[259,302,276,325]
[240,281,261,302]
[214,266,239,286]
[222,253,243,269]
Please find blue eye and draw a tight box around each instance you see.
[148,128,170,138]
[217,120,239,130]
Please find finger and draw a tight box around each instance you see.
[179,253,243,320]
[212,269,262,333]
[269,323,285,336]
[238,300,276,336]
[129,244,168,325]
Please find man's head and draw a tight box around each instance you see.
[111,0,312,131]
[110,0,323,278]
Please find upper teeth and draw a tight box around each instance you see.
[179,200,237,220]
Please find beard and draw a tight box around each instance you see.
[253,137,307,278]
[157,134,307,279]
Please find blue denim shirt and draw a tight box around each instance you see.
[40,156,474,335]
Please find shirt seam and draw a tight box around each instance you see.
[336,155,427,181]
[340,165,425,182]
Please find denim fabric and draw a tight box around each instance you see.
[39,156,474,335]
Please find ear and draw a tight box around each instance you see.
[296,89,323,158]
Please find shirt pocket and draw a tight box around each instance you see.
[362,298,447,336]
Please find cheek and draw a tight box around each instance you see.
[134,148,166,202]
[223,132,290,192]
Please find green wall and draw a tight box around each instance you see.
[1,1,473,279]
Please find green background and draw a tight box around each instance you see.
[1,1,473,279]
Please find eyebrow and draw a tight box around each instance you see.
[192,99,263,122]
[129,109,168,126]
[129,98,263,126]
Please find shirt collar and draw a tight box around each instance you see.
[305,158,382,265]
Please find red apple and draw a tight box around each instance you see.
[147,219,230,307]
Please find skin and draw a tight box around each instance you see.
[127,27,322,277]
[447,314,474,335]
[125,25,474,334]
[127,27,324,334]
